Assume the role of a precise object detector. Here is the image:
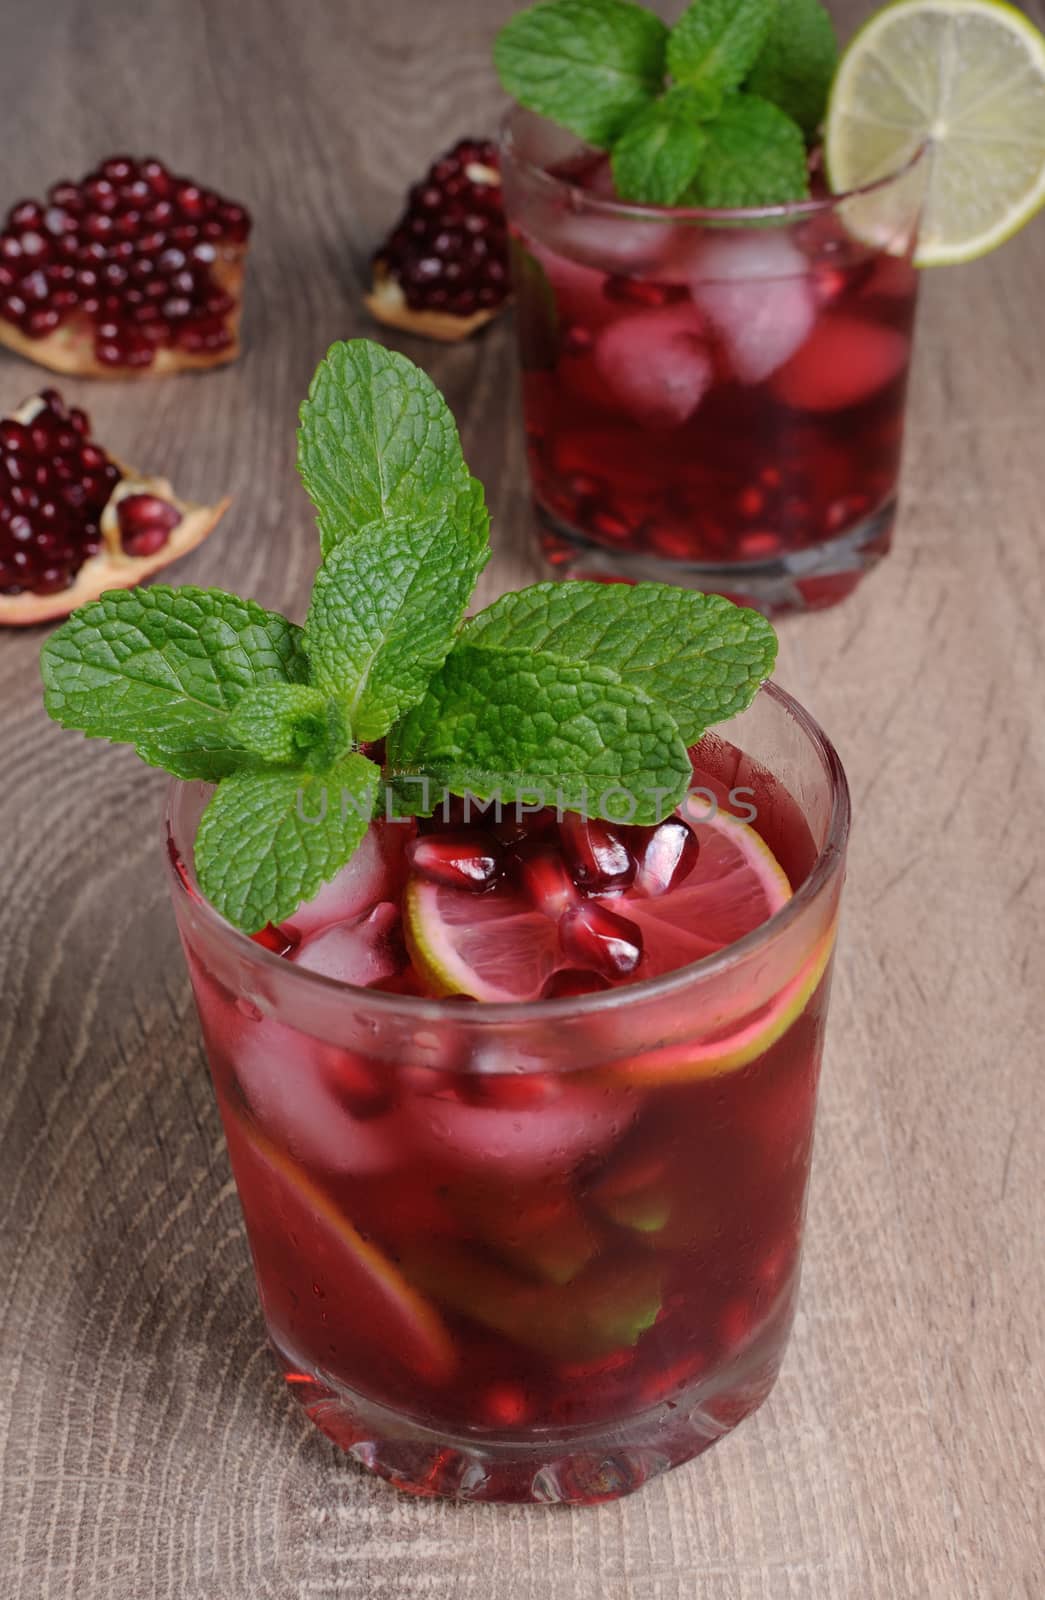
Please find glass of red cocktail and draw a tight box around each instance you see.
[167,679,849,1505]
[501,108,928,613]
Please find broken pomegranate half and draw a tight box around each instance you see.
[0,388,229,625]
[366,138,509,342]
[0,156,250,378]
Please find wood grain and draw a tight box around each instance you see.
[1,2,1043,1596]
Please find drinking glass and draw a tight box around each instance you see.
[501,108,928,613]
[167,682,850,1504]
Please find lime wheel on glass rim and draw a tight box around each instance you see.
[825,0,1045,265]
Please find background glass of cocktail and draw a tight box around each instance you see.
[501,108,929,614]
[167,682,849,1505]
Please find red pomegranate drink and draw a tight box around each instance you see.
[43,338,848,1504]
[501,112,926,614]
[170,696,846,1503]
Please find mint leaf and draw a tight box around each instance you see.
[464,582,776,745]
[40,587,309,781]
[298,341,483,557]
[387,645,691,825]
[687,93,809,207]
[195,752,380,932]
[226,686,349,771]
[494,0,669,149]
[611,88,712,206]
[304,511,490,743]
[668,0,777,97]
[745,0,838,137]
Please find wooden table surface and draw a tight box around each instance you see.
[2,2,1043,1596]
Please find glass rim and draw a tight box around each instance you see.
[166,681,850,1027]
[499,104,930,225]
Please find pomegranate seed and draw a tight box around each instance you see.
[560,902,643,978]
[560,815,635,892]
[515,846,579,918]
[408,830,502,891]
[631,819,700,897]
[115,493,181,555]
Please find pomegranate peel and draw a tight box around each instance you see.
[0,391,229,627]
[365,267,500,344]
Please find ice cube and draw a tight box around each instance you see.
[691,232,816,385]
[405,1075,637,1179]
[543,207,668,275]
[594,305,713,427]
[233,1015,401,1174]
[291,902,403,987]
[284,819,412,938]
[772,315,909,412]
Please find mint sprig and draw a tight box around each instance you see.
[195,754,380,933]
[668,0,776,98]
[387,646,692,825]
[40,339,778,933]
[304,510,488,741]
[493,0,669,149]
[610,87,715,208]
[495,0,828,208]
[686,92,810,208]
[40,587,310,780]
[745,0,838,138]
[463,582,777,745]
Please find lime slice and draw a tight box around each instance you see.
[605,921,838,1086]
[229,1109,458,1382]
[404,806,793,1003]
[405,876,563,1001]
[825,0,1045,265]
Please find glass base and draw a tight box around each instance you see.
[537,497,897,615]
[271,1295,794,1504]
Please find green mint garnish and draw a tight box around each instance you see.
[745,0,838,138]
[495,0,817,208]
[668,0,777,98]
[40,340,778,933]
[493,0,669,150]
[226,686,348,771]
[685,92,810,208]
[462,581,777,746]
[304,510,488,742]
[194,754,380,933]
[611,87,716,208]
[387,646,692,826]
[297,340,486,558]
[40,587,310,781]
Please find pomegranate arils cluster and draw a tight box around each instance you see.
[0,387,229,625]
[0,156,250,376]
[367,138,510,341]
[411,808,702,986]
[0,390,117,594]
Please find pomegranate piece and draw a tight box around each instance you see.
[560,902,644,979]
[366,138,509,342]
[408,830,503,891]
[0,156,250,378]
[631,818,700,897]
[0,387,229,626]
[559,814,636,893]
[514,844,579,919]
